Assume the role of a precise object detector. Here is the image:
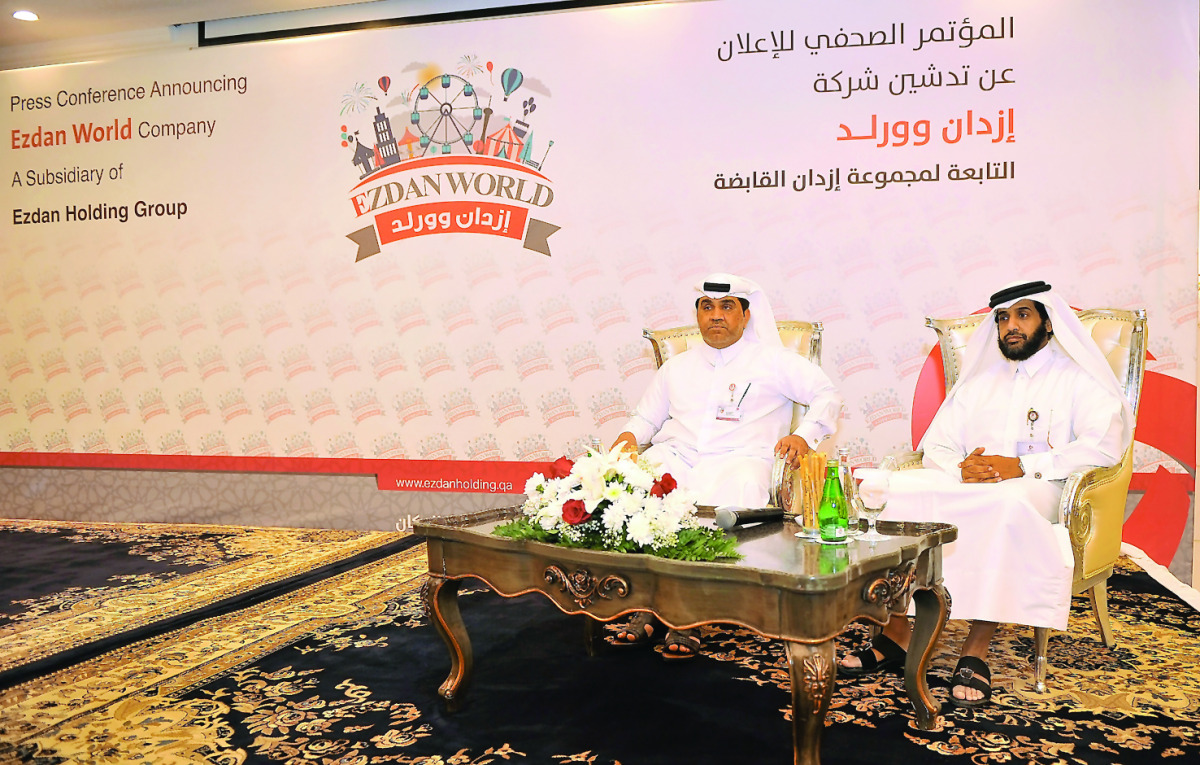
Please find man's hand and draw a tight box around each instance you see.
[612,432,640,456]
[959,447,1025,483]
[775,435,811,469]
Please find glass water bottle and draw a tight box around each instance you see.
[838,446,861,535]
[817,459,849,543]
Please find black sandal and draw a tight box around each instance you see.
[662,628,701,661]
[837,633,907,677]
[614,612,661,648]
[947,656,992,708]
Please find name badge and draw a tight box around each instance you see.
[716,404,743,422]
[1016,439,1049,455]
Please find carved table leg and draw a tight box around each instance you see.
[785,639,835,765]
[423,574,471,712]
[906,584,949,729]
[582,615,604,657]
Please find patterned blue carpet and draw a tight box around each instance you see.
[0,522,1197,764]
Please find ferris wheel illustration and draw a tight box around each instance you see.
[409,73,484,155]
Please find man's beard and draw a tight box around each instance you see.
[998,321,1049,361]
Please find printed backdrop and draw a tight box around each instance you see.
[1,1,1196,557]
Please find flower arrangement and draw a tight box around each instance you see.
[493,447,741,561]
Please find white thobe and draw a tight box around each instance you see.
[883,343,1129,629]
[622,336,842,507]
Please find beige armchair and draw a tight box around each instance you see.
[916,308,1146,692]
[642,320,824,506]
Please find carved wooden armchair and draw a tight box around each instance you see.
[642,320,824,507]
[912,308,1146,692]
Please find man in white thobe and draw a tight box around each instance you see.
[611,273,842,657]
[614,273,842,507]
[838,280,1133,707]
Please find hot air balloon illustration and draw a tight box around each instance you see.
[377,75,391,95]
[500,67,523,101]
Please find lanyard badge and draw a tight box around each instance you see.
[1017,408,1048,455]
[716,382,750,421]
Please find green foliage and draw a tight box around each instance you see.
[666,527,742,561]
[493,518,555,543]
[492,518,742,561]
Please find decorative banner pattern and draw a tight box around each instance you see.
[0,0,1196,538]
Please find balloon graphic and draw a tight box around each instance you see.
[486,61,494,83]
[500,67,523,101]
[378,76,391,95]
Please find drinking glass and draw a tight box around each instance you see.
[844,471,863,538]
[855,463,893,542]
[791,453,823,540]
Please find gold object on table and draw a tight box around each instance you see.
[794,451,824,537]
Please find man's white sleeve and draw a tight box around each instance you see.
[1018,381,1128,481]
[620,365,670,446]
[919,397,968,477]
[780,353,843,449]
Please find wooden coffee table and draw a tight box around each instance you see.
[416,508,956,765]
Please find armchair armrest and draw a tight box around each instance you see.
[769,456,791,510]
[889,450,925,471]
[1059,446,1133,585]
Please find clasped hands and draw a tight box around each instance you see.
[959,447,1024,483]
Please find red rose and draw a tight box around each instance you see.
[548,456,574,479]
[650,472,678,498]
[561,499,592,525]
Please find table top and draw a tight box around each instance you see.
[415,506,956,594]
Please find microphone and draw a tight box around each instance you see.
[714,506,785,530]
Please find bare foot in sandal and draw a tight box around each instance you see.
[663,628,700,660]
[838,614,911,675]
[615,612,660,647]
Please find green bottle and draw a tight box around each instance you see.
[818,459,848,543]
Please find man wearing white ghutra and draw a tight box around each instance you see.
[611,273,842,658]
[838,280,1134,708]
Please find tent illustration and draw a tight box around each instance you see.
[482,118,524,160]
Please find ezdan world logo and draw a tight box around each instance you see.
[339,58,559,261]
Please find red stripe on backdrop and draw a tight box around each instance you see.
[1124,467,1193,566]
[0,452,547,494]
[910,351,945,449]
[1134,370,1197,470]
[1120,369,1197,565]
